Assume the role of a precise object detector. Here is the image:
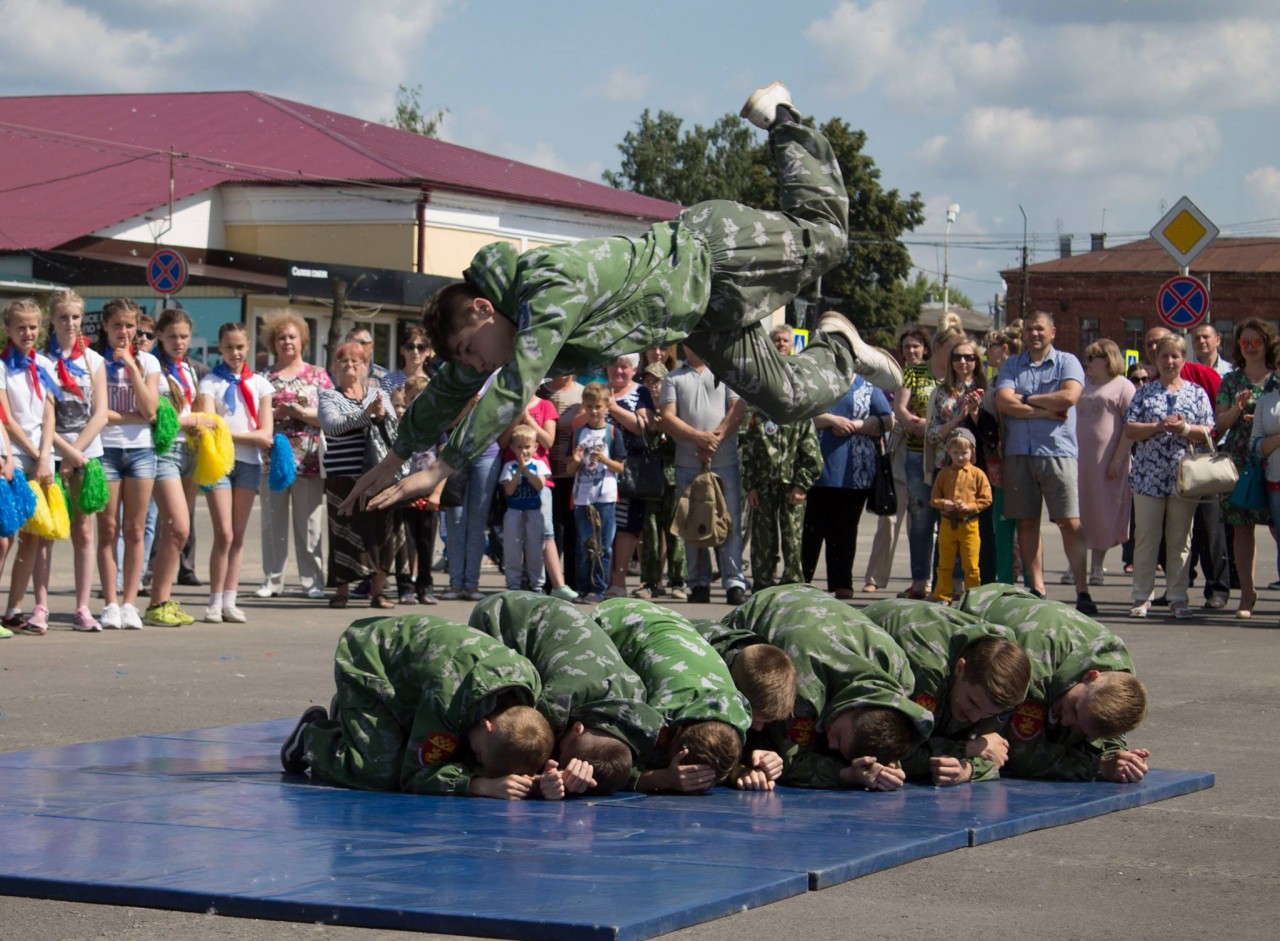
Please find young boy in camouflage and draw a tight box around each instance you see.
[593,597,755,793]
[349,82,902,514]
[719,584,934,790]
[863,598,1030,786]
[467,591,664,795]
[958,584,1150,782]
[280,615,555,799]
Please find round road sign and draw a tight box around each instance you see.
[147,247,189,295]
[1156,275,1209,329]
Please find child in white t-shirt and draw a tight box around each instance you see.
[498,426,552,592]
[565,382,626,603]
[196,323,274,624]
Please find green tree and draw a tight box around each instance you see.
[903,272,976,315]
[385,83,447,138]
[604,111,924,347]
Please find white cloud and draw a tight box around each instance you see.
[1245,166,1280,210]
[601,67,653,104]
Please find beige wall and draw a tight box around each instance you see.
[419,228,558,276]
[227,223,415,269]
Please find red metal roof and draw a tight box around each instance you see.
[0,91,681,252]
[1002,237,1280,278]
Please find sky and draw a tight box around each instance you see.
[3,0,1279,314]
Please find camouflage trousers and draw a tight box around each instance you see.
[749,483,806,589]
[681,121,855,423]
[640,486,686,589]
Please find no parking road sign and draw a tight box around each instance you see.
[147,247,188,295]
[1157,275,1209,329]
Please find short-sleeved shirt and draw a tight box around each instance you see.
[816,377,892,490]
[199,371,274,465]
[901,362,936,453]
[660,364,740,469]
[46,346,106,459]
[543,382,583,478]
[1124,380,1214,497]
[0,352,58,455]
[499,458,551,511]
[996,347,1085,458]
[501,397,559,490]
[572,423,625,505]
[101,351,162,450]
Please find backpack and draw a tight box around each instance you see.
[671,467,732,548]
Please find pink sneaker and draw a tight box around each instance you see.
[73,606,103,632]
[24,604,49,635]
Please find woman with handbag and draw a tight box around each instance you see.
[1123,333,1215,619]
[1215,319,1278,619]
[802,375,894,599]
[318,341,403,609]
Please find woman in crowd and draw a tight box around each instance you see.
[197,323,274,623]
[890,327,937,598]
[95,298,160,630]
[1215,318,1278,619]
[256,310,331,600]
[803,375,895,599]
[144,308,208,627]
[1120,362,1151,575]
[1074,338,1133,588]
[319,341,402,608]
[1124,333,1214,619]
[46,290,108,631]
[598,353,653,599]
[381,326,433,398]
[0,298,59,633]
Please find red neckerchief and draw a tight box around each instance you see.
[52,335,88,400]
[230,362,259,428]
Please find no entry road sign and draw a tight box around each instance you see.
[147,247,188,295]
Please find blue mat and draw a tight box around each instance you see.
[0,719,1214,941]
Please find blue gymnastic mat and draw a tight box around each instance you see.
[0,719,1214,941]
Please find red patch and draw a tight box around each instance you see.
[416,731,459,765]
[912,693,939,714]
[1008,700,1047,743]
[788,717,816,748]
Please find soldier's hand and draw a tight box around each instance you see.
[471,774,536,800]
[747,489,760,509]
[845,756,905,791]
[663,747,718,793]
[1099,748,1150,784]
[536,762,566,801]
[930,756,973,786]
[560,757,597,794]
[966,732,1009,767]
[732,768,774,791]
[748,749,784,781]
[788,487,806,506]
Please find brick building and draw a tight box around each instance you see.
[1001,236,1280,361]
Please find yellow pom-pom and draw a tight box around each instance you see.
[21,481,55,538]
[192,413,236,487]
[45,480,71,540]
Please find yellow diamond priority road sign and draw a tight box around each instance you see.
[1151,196,1218,269]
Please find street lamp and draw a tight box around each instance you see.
[943,202,960,313]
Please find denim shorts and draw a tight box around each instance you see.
[100,447,157,482]
[210,459,262,492]
[155,444,194,482]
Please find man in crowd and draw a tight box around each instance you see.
[1191,323,1233,378]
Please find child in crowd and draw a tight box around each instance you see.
[864,599,1030,785]
[0,298,58,634]
[45,290,108,631]
[498,426,551,594]
[594,597,753,793]
[145,308,208,627]
[566,382,626,603]
[281,614,556,799]
[929,428,992,604]
[197,323,273,623]
[348,81,902,516]
[468,592,665,795]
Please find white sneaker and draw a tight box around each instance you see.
[120,603,144,630]
[101,603,123,630]
[254,582,279,599]
[1089,570,1105,586]
[204,604,223,623]
[222,605,247,623]
[740,81,795,130]
[816,312,903,391]
[305,586,326,600]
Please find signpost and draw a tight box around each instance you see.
[147,247,188,296]
[1150,197,1217,330]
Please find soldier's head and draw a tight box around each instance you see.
[669,720,741,787]
[423,282,516,374]
[825,706,916,764]
[469,705,553,778]
[1055,670,1148,739]
[950,637,1031,725]
[729,644,797,730]
[556,721,633,795]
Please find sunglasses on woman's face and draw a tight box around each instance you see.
[1132,375,1149,384]
[951,353,978,362]
[1240,337,1265,351]
[404,342,430,352]
[137,331,155,340]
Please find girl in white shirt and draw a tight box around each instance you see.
[46,290,108,631]
[0,297,58,634]
[96,298,160,630]
[196,322,273,623]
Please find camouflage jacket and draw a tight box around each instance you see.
[740,408,822,494]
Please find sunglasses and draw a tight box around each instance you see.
[951,353,978,362]
[1132,376,1149,384]
[137,331,154,340]
[1240,337,1265,351]
[404,342,430,352]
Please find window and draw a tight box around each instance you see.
[1123,318,1144,358]
[1080,318,1100,355]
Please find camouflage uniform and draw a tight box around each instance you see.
[639,427,686,591]
[594,597,751,767]
[303,615,541,796]
[467,592,663,759]
[863,599,1017,782]
[958,584,1137,780]
[719,584,933,788]
[740,408,822,589]
[396,120,854,470]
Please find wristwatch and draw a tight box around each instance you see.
[1019,391,1031,406]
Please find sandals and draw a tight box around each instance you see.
[370,596,397,609]
[1128,602,1150,619]
[328,595,348,609]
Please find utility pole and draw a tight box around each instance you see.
[943,203,959,312]
[1018,204,1029,321]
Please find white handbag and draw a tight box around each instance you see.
[1176,439,1239,499]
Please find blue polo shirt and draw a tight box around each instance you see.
[995,346,1085,458]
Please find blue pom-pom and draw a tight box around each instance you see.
[268,433,297,493]
[0,474,20,538]
[11,465,36,522]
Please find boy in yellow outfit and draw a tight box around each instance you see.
[930,428,992,603]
